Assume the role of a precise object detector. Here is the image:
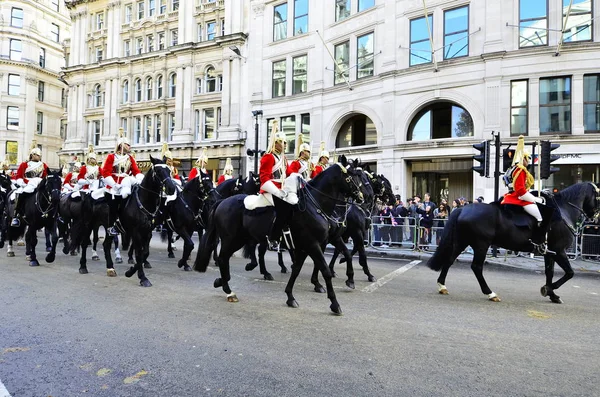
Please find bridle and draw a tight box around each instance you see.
[35,175,61,219]
[134,164,175,218]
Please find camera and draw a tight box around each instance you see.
[251,110,263,117]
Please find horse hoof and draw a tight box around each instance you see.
[263,273,274,281]
[70,251,77,256]
[17,241,25,246]
[550,296,563,304]
[79,268,88,274]
[489,296,502,302]
[287,299,299,308]
[115,257,123,264]
[128,258,135,265]
[540,285,548,297]
[168,253,175,259]
[314,286,326,294]
[345,280,355,290]
[62,247,70,255]
[25,255,31,261]
[439,288,449,295]
[183,265,192,272]
[214,278,223,288]
[125,267,135,278]
[47,247,53,253]
[226,293,239,303]
[7,252,15,257]
[340,258,347,264]
[29,260,39,267]
[245,262,257,271]
[92,255,100,261]
[140,279,152,287]
[45,253,56,263]
[106,269,117,277]
[367,275,376,282]
[330,304,343,316]
[144,262,152,269]
[280,266,287,274]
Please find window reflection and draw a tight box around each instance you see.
[511,80,528,136]
[563,0,592,43]
[336,115,377,148]
[334,41,349,85]
[519,0,547,47]
[335,0,350,22]
[273,4,287,41]
[583,74,600,133]
[357,32,374,79]
[408,102,473,140]
[539,77,571,134]
[444,6,469,59]
[410,15,432,66]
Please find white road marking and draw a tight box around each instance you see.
[0,379,12,397]
[362,260,421,293]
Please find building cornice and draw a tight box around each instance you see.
[0,59,66,82]
[65,0,100,10]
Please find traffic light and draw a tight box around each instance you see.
[503,148,515,171]
[540,140,560,179]
[472,140,490,177]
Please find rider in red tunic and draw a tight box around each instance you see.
[312,142,330,177]
[286,135,318,180]
[217,158,234,186]
[11,143,50,227]
[188,147,208,181]
[63,162,81,193]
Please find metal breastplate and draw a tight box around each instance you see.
[503,165,518,192]
[25,162,44,178]
[86,166,99,180]
[112,155,131,175]
[272,154,284,180]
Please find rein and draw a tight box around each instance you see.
[134,165,173,219]
[35,178,60,219]
[299,183,352,227]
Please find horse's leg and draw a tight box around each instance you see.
[7,238,14,257]
[126,232,152,287]
[328,247,340,277]
[177,229,194,271]
[436,241,469,295]
[470,245,500,302]
[257,241,273,281]
[128,243,134,264]
[355,233,376,282]
[91,227,100,261]
[167,229,175,259]
[44,223,59,263]
[310,244,342,315]
[79,227,90,274]
[103,233,116,277]
[214,243,238,302]
[278,249,287,273]
[337,238,355,289]
[310,260,325,293]
[244,242,259,271]
[285,249,308,308]
[541,251,573,304]
[113,234,122,263]
[27,227,39,267]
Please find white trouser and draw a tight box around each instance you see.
[107,175,139,198]
[523,203,543,222]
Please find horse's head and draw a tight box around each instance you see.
[42,170,63,203]
[199,170,215,194]
[584,182,600,220]
[243,172,261,195]
[0,173,12,192]
[329,163,363,204]
[375,174,395,206]
[346,160,374,208]
[149,156,177,196]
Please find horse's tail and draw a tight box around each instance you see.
[242,243,255,259]
[160,227,168,243]
[427,208,462,272]
[193,201,220,272]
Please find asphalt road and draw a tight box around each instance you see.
[1,237,599,397]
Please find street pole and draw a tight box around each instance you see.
[254,115,259,174]
[492,131,501,258]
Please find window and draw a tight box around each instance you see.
[60,119,67,139]
[51,0,59,11]
[158,32,165,50]
[149,0,156,16]
[144,116,151,143]
[221,19,225,36]
[93,120,101,145]
[96,12,104,30]
[195,110,201,139]
[135,78,142,102]
[336,114,377,148]
[205,68,217,92]
[197,24,203,41]
[540,77,571,134]
[334,41,349,85]
[7,107,19,130]
[93,85,103,107]
[272,60,286,98]
[146,77,153,100]
[169,73,176,97]
[301,113,310,138]
[51,23,60,43]
[563,0,592,43]
[121,117,129,133]
[11,8,23,28]
[39,48,46,68]
[206,22,216,40]
[410,15,432,66]
[358,0,375,12]
[124,40,131,56]
[217,107,222,127]
[37,112,43,134]
[136,37,143,54]
[159,0,166,14]
[134,116,141,143]
[137,1,145,19]
[196,78,202,94]
[294,0,308,36]
[38,81,45,101]
[10,39,22,61]
[444,6,469,59]
[335,0,350,22]
[62,88,67,107]
[95,46,103,62]
[273,3,288,41]
[156,75,163,98]
[155,115,162,142]
[510,80,528,136]
[408,102,474,140]
[280,116,296,155]
[519,0,547,47]
[125,5,132,23]
[123,80,129,103]
[357,32,374,78]
[8,74,20,96]
[6,141,18,164]
[171,29,178,46]
[147,35,154,52]
[168,113,175,140]
[172,0,179,11]
[292,55,307,94]
[204,109,215,140]
[584,75,600,133]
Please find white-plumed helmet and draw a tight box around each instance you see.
[319,141,329,160]
[161,143,173,160]
[73,162,82,171]
[224,157,233,172]
[267,120,286,154]
[115,128,130,153]
[195,147,208,167]
[30,140,41,157]
[512,135,531,166]
[87,145,97,163]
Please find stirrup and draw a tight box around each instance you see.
[11,218,20,227]
[266,236,279,251]
[530,240,547,256]
[107,226,119,236]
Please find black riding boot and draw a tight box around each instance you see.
[105,194,122,236]
[11,194,27,227]
[531,218,551,255]
[267,198,293,250]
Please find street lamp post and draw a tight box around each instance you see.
[250,110,263,174]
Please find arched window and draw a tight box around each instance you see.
[169,73,176,97]
[205,67,216,93]
[93,84,102,107]
[146,77,153,100]
[156,75,163,98]
[122,80,129,103]
[135,78,141,102]
[335,114,377,148]
[408,101,474,141]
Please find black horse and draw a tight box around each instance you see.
[6,171,62,266]
[0,173,14,248]
[215,172,260,198]
[115,157,177,286]
[427,182,600,303]
[194,162,363,314]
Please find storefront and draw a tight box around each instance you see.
[547,152,600,191]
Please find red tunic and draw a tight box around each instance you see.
[313,164,324,177]
[287,159,319,179]
[63,172,78,187]
[16,161,49,183]
[501,166,532,206]
[188,167,206,180]
[259,152,286,193]
[100,153,141,187]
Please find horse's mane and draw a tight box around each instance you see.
[553,182,589,204]
[183,175,201,193]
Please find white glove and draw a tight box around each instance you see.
[135,173,144,184]
[262,180,286,198]
[103,176,117,187]
[16,178,26,187]
[519,191,543,204]
[77,178,87,187]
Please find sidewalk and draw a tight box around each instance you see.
[355,245,600,275]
